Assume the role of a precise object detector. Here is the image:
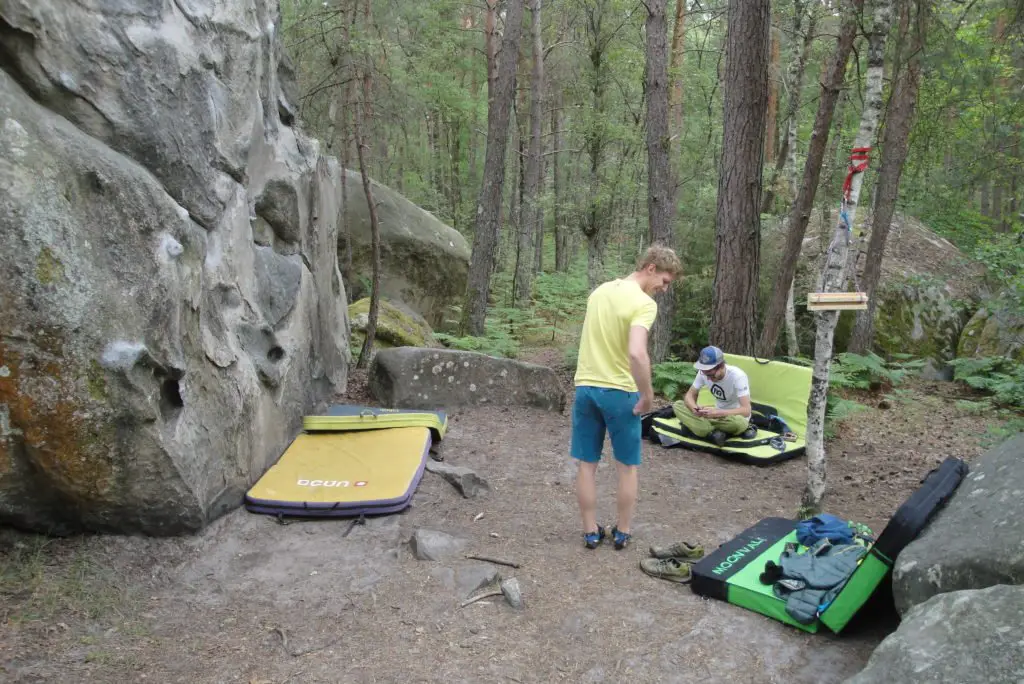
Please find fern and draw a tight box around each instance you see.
[651,361,697,400]
[949,356,1024,410]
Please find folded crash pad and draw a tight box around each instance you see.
[647,353,811,464]
[303,404,447,443]
[690,457,969,633]
[245,426,432,517]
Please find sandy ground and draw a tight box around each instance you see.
[0,367,1006,684]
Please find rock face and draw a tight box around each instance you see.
[348,297,439,361]
[369,348,566,412]
[957,302,1024,362]
[846,584,1024,684]
[892,434,1024,614]
[342,170,470,328]
[0,1,349,535]
[872,280,972,363]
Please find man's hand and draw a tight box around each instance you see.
[690,404,706,417]
[633,392,653,415]
[703,408,723,419]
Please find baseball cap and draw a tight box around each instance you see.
[694,345,725,371]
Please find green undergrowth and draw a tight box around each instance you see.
[437,252,601,359]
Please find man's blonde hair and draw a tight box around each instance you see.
[636,244,682,277]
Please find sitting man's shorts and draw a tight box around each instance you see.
[570,385,642,466]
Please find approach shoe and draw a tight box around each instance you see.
[709,430,728,446]
[584,525,606,549]
[741,425,758,440]
[612,526,632,550]
[639,557,692,583]
[649,540,705,560]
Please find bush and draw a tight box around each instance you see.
[948,356,1024,410]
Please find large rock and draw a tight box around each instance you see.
[0,1,349,535]
[846,584,1024,684]
[348,297,438,361]
[957,302,1024,363]
[892,433,1024,614]
[767,212,984,358]
[342,170,470,328]
[871,280,972,363]
[369,348,566,412]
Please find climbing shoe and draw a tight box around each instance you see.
[583,525,606,549]
[639,557,692,583]
[709,430,728,446]
[649,540,705,560]
[611,526,632,550]
[741,425,758,440]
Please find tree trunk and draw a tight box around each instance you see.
[765,21,780,165]
[535,152,546,273]
[756,0,862,357]
[583,0,610,291]
[710,0,770,355]
[553,94,569,272]
[802,0,893,517]
[761,0,815,214]
[669,0,687,137]
[354,80,381,369]
[849,0,927,354]
[461,0,525,335]
[785,279,799,357]
[646,0,675,362]
[515,0,544,307]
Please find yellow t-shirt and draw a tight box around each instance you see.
[573,278,658,392]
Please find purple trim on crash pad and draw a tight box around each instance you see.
[244,435,430,516]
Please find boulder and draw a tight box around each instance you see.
[957,302,1024,363]
[342,170,470,328]
[369,348,566,412]
[892,433,1024,614]
[0,1,349,535]
[846,584,1024,684]
[871,280,972,363]
[348,297,438,360]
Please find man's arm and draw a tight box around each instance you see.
[683,384,702,414]
[707,395,752,418]
[628,325,654,411]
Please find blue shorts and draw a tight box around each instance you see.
[570,385,642,466]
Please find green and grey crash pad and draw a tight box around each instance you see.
[690,457,968,633]
[647,354,811,464]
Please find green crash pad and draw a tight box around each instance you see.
[689,457,969,633]
[647,353,811,464]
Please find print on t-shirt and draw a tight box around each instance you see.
[692,366,750,410]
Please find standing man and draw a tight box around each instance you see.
[673,345,757,446]
[571,245,682,550]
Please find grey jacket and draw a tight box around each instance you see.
[772,540,866,624]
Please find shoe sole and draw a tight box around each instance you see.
[640,566,692,584]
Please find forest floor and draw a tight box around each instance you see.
[1,347,1018,684]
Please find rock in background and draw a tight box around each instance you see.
[0,0,349,535]
[342,170,470,329]
[369,348,566,412]
[347,297,439,363]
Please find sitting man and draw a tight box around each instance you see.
[673,345,757,446]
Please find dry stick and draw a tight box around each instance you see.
[465,554,520,568]
[459,589,504,608]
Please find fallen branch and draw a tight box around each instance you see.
[466,554,520,568]
[459,589,503,608]
[272,627,340,657]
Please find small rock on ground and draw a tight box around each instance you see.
[409,528,466,561]
[425,461,490,498]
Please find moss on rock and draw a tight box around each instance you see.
[347,298,439,353]
[872,279,971,362]
[958,303,1024,363]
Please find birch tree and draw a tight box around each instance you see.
[848,0,928,354]
[802,0,894,516]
